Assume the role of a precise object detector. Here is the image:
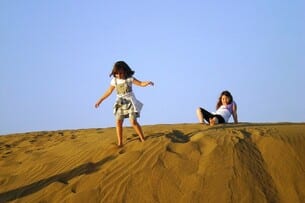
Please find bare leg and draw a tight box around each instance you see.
[130,119,145,142]
[196,108,205,124]
[209,117,218,126]
[116,119,124,146]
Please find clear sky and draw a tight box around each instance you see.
[1,0,305,135]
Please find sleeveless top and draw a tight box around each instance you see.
[215,101,236,123]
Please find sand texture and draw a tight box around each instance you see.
[1,123,305,203]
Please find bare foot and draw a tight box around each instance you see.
[209,118,215,126]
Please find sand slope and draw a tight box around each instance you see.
[1,123,305,203]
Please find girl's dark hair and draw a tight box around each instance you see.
[216,90,233,109]
[109,61,135,78]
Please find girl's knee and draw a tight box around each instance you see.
[116,119,123,125]
[130,119,138,126]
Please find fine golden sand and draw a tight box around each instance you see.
[1,123,305,203]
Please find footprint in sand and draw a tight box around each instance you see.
[5,144,12,148]
[118,149,126,154]
[108,143,126,154]
[71,186,77,193]
[131,134,138,138]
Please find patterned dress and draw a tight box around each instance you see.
[112,77,143,120]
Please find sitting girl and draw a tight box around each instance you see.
[196,90,238,126]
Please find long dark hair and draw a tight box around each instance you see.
[216,90,233,109]
[109,61,135,78]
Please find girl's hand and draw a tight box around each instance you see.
[148,81,154,86]
[94,86,114,108]
[95,102,100,108]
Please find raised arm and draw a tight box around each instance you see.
[133,77,154,87]
[232,102,238,124]
[95,85,115,108]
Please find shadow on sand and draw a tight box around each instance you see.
[0,155,115,202]
[165,130,191,143]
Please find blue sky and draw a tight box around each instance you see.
[1,0,305,135]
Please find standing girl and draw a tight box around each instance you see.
[95,61,154,147]
[196,90,238,126]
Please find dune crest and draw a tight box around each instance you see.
[1,123,305,203]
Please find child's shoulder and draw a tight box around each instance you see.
[127,77,134,82]
[229,101,237,107]
[110,77,116,86]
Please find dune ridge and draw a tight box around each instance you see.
[0,123,305,203]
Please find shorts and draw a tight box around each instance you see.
[199,107,225,124]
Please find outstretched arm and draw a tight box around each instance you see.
[133,77,154,87]
[95,85,115,108]
[232,102,238,124]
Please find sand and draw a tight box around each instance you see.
[0,123,305,203]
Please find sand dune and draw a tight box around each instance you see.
[1,123,305,203]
